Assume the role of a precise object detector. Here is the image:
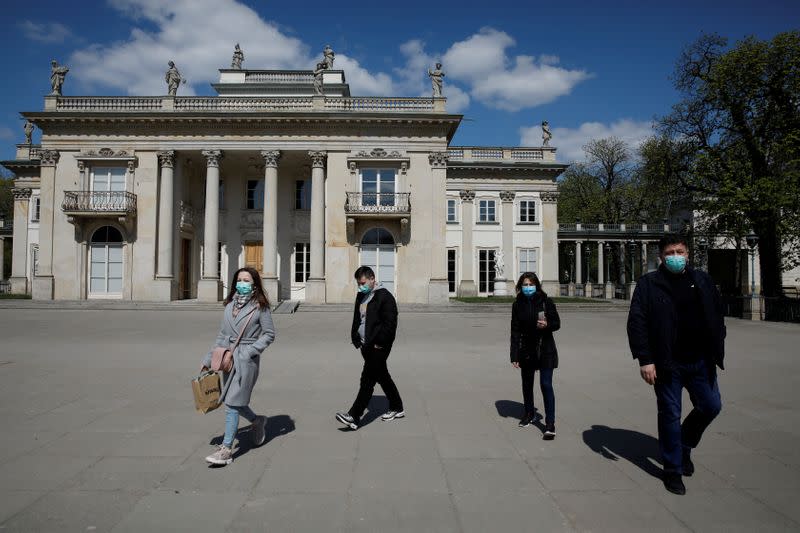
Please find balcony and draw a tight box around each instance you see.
[344,192,411,217]
[62,191,137,217]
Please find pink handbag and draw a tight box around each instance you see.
[210,309,256,373]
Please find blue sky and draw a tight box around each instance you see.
[1,0,797,163]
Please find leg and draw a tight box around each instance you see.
[233,405,257,424]
[519,358,536,415]
[374,349,403,412]
[653,369,684,474]
[349,348,380,420]
[681,359,722,450]
[539,368,555,426]
[223,405,240,448]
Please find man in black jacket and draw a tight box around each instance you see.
[336,266,403,430]
[627,234,725,495]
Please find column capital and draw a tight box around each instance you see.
[308,150,327,168]
[540,191,559,203]
[499,190,516,203]
[40,149,60,166]
[459,189,476,203]
[13,188,32,200]
[260,150,281,168]
[157,150,175,168]
[428,151,449,168]
[201,149,224,167]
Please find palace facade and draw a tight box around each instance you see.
[1,66,567,304]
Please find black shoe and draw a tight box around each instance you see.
[543,424,556,440]
[335,411,358,430]
[519,413,534,427]
[682,449,695,477]
[663,472,686,495]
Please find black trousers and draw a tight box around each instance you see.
[349,345,403,419]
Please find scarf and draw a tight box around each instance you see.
[232,292,253,317]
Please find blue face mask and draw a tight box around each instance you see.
[664,255,687,274]
[521,285,536,296]
[358,284,372,294]
[235,281,253,295]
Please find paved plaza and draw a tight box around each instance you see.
[0,304,799,532]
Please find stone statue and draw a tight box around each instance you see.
[23,120,34,145]
[428,62,445,97]
[542,120,552,147]
[323,45,335,69]
[165,61,186,96]
[231,43,244,69]
[313,61,327,95]
[494,250,505,278]
[49,59,69,96]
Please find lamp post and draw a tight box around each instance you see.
[604,242,611,282]
[697,236,708,271]
[746,233,759,296]
[584,245,592,283]
[567,247,575,283]
[627,240,637,280]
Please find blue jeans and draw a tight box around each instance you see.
[223,405,257,448]
[654,358,722,474]
[520,360,555,425]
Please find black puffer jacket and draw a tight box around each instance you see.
[510,291,561,367]
[351,287,398,350]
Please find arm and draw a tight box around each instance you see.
[543,298,560,332]
[626,279,652,366]
[351,296,362,348]
[510,301,521,363]
[373,293,398,347]
[245,307,276,358]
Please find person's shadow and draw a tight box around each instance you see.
[337,395,388,431]
[582,424,662,478]
[210,414,296,463]
[495,400,544,433]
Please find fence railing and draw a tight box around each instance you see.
[62,191,137,214]
[447,147,548,161]
[558,222,685,233]
[325,97,435,112]
[0,280,9,294]
[345,192,411,215]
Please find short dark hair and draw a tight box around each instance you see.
[354,266,375,280]
[658,233,689,253]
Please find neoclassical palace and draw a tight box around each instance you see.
[2,64,566,304]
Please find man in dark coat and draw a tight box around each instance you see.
[336,266,403,430]
[627,234,725,495]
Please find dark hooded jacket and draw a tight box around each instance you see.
[351,286,398,351]
[510,290,560,367]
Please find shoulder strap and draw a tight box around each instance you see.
[230,307,257,351]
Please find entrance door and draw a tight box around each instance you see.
[244,242,263,274]
[360,228,395,294]
[89,226,124,298]
[180,238,191,299]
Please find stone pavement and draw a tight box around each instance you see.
[0,306,798,532]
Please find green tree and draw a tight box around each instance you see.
[660,32,800,297]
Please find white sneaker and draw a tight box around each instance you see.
[381,410,405,421]
[205,445,233,465]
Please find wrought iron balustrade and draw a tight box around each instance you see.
[62,191,137,214]
[345,192,411,215]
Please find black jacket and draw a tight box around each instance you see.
[627,265,726,371]
[351,287,398,350]
[510,291,561,367]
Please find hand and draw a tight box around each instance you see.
[201,365,210,373]
[374,344,383,350]
[536,319,548,329]
[640,364,657,385]
[512,362,520,369]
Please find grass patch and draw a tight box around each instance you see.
[0,293,32,299]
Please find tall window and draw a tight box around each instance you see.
[361,168,396,206]
[294,243,310,282]
[447,198,458,223]
[246,179,264,209]
[447,249,457,293]
[478,249,496,294]
[91,167,126,192]
[478,200,496,223]
[31,196,41,222]
[295,180,311,210]
[518,199,536,223]
[89,226,123,295]
[519,248,538,277]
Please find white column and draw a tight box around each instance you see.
[198,149,223,301]
[9,188,31,294]
[539,191,560,294]
[496,190,515,295]
[0,237,5,281]
[261,150,280,302]
[641,241,648,273]
[156,150,175,280]
[457,190,478,297]
[306,150,327,303]
[597,241,605,284]
[32,150,58,300]
[428,152,450,303]
[575,241,583,285]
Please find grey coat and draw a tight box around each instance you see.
[202,301,276,407]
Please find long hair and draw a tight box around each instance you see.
[515,271,543,295]
[224,266,270,308]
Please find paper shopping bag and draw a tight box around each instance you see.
[191,371,221,414]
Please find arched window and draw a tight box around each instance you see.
[359,227,395,293]
[361,227,394,245]
[89,225,123,296]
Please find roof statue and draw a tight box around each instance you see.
[313,61,327,96]
[231,43,244,69]
[542,120,552,147]
[428,62,445,98]
[23,120,34,145]
[323,45,335,69]
[49,59,69,96]
[165,61,186,96]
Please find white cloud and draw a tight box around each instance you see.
[442,28,589,112]
[520,119,655,162]
[336,55,396,96]
[19,20,73,44]
[395,39,471,112]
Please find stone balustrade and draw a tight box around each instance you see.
[325,97,436,112]
[345,192,411,215]
[244,71,314,83]
[447,146,553,162]
[558,222,685,234]
[55,97,163,111]
[174,97,313,111]
[62,191,137,215]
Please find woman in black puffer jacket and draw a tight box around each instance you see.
[510,272,561,439]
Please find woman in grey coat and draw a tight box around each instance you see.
[201,267,276,465]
